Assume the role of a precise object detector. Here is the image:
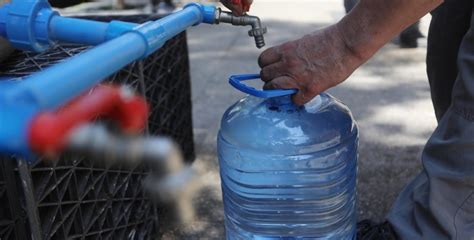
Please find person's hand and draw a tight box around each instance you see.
[220,0,253,16]
[259,25,364,105]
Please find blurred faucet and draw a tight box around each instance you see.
[66,123,198,223]
[27,84,197,223]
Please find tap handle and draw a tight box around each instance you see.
[29,84,148,155]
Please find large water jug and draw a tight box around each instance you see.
[218,74,358,239]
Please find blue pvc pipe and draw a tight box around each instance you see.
[157,5,202,40]
[46,4,207,49]
[134,4,206,55]
[8,4,215,110]
[0,3,218,158]
[0,1,216,49]
[49,16,110,45]
[10,32,147,110]
[49,16,139,45]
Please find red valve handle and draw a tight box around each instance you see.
[29,84,149,156]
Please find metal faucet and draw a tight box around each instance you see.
[214,8,267,49]
[66,124,197,223]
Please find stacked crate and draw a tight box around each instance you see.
[0,14,194,240]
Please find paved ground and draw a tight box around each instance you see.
[161,0,438,238]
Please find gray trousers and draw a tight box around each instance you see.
[387,5,474,240]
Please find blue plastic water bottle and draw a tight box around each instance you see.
[218,74,358,239]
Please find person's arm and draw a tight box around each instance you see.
[259,0,443,105]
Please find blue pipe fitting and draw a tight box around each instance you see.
[184,3,217,25]
[202,5,218,24]
[0,0,57,52]
[106,21,138,40]
[0,0,139,50]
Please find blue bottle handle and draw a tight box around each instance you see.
[229,74,298,98]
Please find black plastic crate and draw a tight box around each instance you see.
[0,158,28,240]
[0,14,194,240]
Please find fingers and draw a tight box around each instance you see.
[258,48,281,68]
[263,76,319,106]
[263,76,299,91]
[292,90,312,106]
[232,5,245,16]
[221,1,244,15]
[242,0,253,12]
[260,62,286,82]
[220,0,254,15]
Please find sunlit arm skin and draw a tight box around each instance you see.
[259,0,444,105]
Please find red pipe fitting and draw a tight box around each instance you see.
[29,84,149,156]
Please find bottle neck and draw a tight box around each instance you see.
[268,95,293,106]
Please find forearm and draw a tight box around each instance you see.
[338,0,443,62]
[258,0,444,104]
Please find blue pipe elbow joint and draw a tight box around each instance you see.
[184,3,217,25]
[0,0,57,52]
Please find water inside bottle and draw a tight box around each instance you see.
[218,93,358,239]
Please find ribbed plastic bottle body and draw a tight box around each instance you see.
[218,94,358,240]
